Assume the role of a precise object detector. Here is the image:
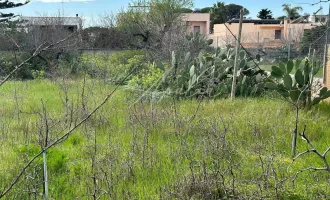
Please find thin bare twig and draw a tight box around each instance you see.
[0,68,135,198]
[288,124,330,180]
[0,32,77,87]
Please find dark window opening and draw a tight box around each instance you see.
[193,26,200,33]
[68,26,74,32]
[275,30,281,39]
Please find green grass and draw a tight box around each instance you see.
[260,64,324,78]
[0,79,330,199]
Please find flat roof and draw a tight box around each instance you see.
[20,16,82,26]
[227,19,282,24]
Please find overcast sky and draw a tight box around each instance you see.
[5,0,330,26]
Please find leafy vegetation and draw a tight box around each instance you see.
[300,25,327,55]
[1,1,330,198]
[282,4,302,20]
[208,2,249,32]
[79,50,145,82]
[0,79,329,199]
[257,8,274,19]
[265,59,327,108]
[170,48,265,98]
[0,0,30,22]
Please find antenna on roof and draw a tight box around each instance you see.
[313,6,323,15]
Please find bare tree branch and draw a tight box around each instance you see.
[0,32,77,87]
[288,124,330,180]
[0,62,135,199]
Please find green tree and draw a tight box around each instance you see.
[257,8,274,19]
[225,4,249,20]
[0,0,30,22]
[300,25,326,54]
[210,2,226,32]
[178,7,193,13]
[209,2,249,32]
[282,4,302,20]
[118,0,193,59]
[277,15,287,20]
[200,7,212,13]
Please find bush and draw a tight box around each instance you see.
[0,50,83,80]
[80,50,145,83]
[275,44,297,63]
[0,51,31,79]
[128,62,164,90]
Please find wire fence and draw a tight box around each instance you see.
[209,23,330,76]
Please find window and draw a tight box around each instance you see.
[193,26,200,33]
[275,30,281,39]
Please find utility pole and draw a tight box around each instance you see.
[323,3,330,84]
[231,9,243,100]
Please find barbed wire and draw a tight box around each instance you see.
[289,0,330,6]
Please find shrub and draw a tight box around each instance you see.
[127,62,164,90]
[80,50,145,83]
[0,50,83,80]
[275,44,297,63]
[0,51,31,79]
[31,70,45,80]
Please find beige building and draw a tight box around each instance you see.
[19,15,83,32]
[210,18,322,48]
[182,13,210,36]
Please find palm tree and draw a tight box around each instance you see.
[282,4,303,20]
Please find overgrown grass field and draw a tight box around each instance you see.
[0,79,329,199]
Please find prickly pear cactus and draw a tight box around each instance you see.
[265,58,330,107]
[176,47,266,98]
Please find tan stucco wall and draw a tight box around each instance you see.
[187,21,207,35]
[212,23,284,47]
[210,21,319,48]
[182,13,210,35]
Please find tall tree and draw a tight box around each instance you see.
[200,7,211,13]
[277,15,287,20]
[282,4,302,20]
[225,4,249,20]
[0,0,30,22]
[257,8,274,19]
[178,8,193,13]
[118,0,194,58]
[209,2,249,32]
[210,2,226,32]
